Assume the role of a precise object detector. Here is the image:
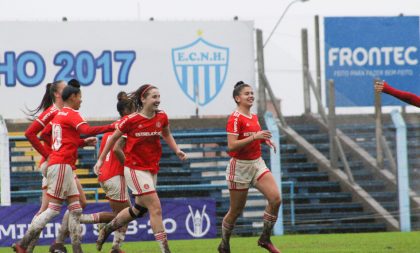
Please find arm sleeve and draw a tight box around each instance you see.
[226,115,240,135]
[77,123,114,136]
[383,82,420,107]
[25,120,50,159]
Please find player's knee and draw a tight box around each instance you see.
[68,201,83,215]
[149,206,162,217]
[269,195,281,209]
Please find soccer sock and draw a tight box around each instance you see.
[112,225,128,250]
[26,212,43,253]
[80,213,100,224]
[20,203,61,248]
[55,210,70,244]
[68,202,83,248]
[260,211,277,241]
[80,212,115,224]
[106,208,134,233]
[221,219,234,248]
[155,231,170,253]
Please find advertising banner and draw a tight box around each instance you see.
[324,17,420,106]
[0,21,255,119]
[0,198,216,246]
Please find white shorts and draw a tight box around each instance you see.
[124,167,157,196]
[40,161,48,190]
[226,157,270,190]
[46,164,80,200]
[100,175,129,202]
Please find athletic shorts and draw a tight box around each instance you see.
[100,175,129,202]
[40,161,48,190]
[226,157,270,190]
[124,167,157,196]
[46,164,79,200]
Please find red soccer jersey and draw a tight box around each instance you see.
[117,111,169,174]
[48,107,88,169]
[25,105,59,164]
[226,111,262,160]
[98,131,125,182]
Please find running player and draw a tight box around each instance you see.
[20,80,93,253]
[375,80,420,107]
[13,81,115,253]
[218,81,281,253]
[94,84,187,253]
[95,92,134,253]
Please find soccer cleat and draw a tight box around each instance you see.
[217,242,230,253]
[12,243,27,253]
[49,242,68,253]
[258,239,281,253]
[97,224,112,251]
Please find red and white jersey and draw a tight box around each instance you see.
[48,107,87,169]
[36,104,59,128]
[226,111,262,160]
[117,111,169,174]
[98,128,125,182]
[37,105,59,165]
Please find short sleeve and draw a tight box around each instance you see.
[226,115,240,135]
[36,106,58,127]
[117,115,132,134]
[162,112,169,128]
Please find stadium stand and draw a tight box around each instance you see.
[10,115,411,235]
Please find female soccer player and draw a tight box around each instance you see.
[375,80,420,107]
[14,81,115,253]
[218,81,281,253]
[21,80,94,253]
[95,92,135,253]
[94,84,187,253]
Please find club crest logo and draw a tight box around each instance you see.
[172,37,229,106]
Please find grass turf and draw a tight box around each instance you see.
[2,231,419,253]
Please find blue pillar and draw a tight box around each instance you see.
[390,110,411,232]
[264,112,283,235]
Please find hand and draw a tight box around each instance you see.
[253,130,272,141]
[176,150,188,161]
[265,139,277,153]
[93,160,103,176]
[84,137,98,147]
[374,80,384,93]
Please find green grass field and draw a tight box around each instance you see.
[2,232,419,253]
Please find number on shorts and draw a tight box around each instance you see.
[52,124,63,151]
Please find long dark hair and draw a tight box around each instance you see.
[117,91,135,117]
[128,84,157,111]
[62,79,81,101]
[25,80,64,118]
[232,81,251,104]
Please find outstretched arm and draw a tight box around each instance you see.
[375,81,420,107]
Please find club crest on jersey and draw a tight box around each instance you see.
[172,37,229,106]
[156,121,161,128]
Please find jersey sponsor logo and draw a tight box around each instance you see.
[172,36,229,106]
[134,131,161,137]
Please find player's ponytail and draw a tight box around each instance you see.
[117,91,135,117]
[232,81,251,104]
[62,79,81,101]
[25,80,64,118]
